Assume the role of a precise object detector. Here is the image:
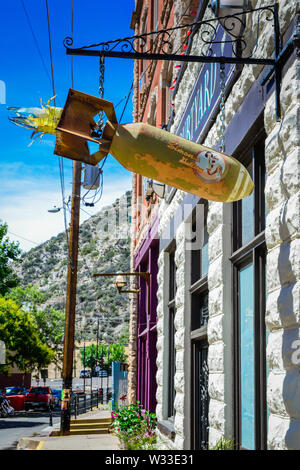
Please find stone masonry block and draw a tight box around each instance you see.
[207,342,224,372]
[208,372,225,402]
[174,371,184,393]
[208,427,223,449]
[267,238,300,293]
[208,257,225,291]
[208,285,224,317]
[208,399,225,433]
[266,281,300,331]
[207,314,224,345]
[207,202,223,235]
[174,390,184,415]
[267,371,289,417]
[283,369,300,420]
[208,224,225,263]
[267,327,300,370]
[285,418,300,450]
[265,166,288,213]
[267,414,289,450]
[265,192,300,250]
[282,148,300,199]
[265,105,300,168]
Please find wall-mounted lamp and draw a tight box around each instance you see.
[209,0,251,38]
[145,179,166,201]
[114,274,140,294]
[93,271,151,314]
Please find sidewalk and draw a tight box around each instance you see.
[17,407,121,451]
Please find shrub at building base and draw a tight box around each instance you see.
[110,402,157,450]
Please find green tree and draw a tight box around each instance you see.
[118,324,129,345]
[0,222,21,296]
[80,343,127,371]
[6,284,65,367]
[0,296,54,374]
[6,284,45,308]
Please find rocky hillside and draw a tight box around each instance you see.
[14,191,132,343]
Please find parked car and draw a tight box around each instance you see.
[80,369,91,378]
[51,389,62,407]
[24,386,55,411]
[97,370,108,377]
[5,386,27,396]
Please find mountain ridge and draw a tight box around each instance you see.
[13,191,132,343]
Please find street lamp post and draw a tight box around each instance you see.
[83,341,85,392]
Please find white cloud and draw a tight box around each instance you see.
[0,171,131,252]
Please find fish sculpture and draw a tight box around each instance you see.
[8,97,62,145]
[8,89,253,202]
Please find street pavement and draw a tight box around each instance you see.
[0,410,61,450]
[0,376,112,450]
[17,408,120,451]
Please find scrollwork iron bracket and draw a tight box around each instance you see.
[64,3,295,121]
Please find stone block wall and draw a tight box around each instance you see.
[264,57,300,450]
[154,0,299,450]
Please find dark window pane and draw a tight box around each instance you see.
[169,251,176,301]
[191,220,201,284]
[197,343,209,449]
[168,308,176,417]
[192,291,209,331]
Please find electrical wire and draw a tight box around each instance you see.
[118,82,133,123]
[45,0,70,245]
[20,0,52,88]
[45,0,56,106]
[7,231,39,246]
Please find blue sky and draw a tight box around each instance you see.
[0,0,134,251]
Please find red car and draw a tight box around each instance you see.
[24,386,55,411]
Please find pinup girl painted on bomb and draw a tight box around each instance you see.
[193,150,226,183]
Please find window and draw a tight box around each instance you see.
[167,248,176,419]
[190,201,210,450]
[232,133,268,450]
[191,202,209,286]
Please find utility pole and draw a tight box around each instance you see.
[60,160,82,434]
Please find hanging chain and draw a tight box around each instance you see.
[95,55,105,137]
[99,55,105,99]
[219,63,226,153]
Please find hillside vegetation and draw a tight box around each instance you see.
[13,191,132,344]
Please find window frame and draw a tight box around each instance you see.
[231,132,267,450]
[189,201,210,450]
[167,246,176,420]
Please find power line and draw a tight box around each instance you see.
[45,0,56,105]
[20,0,52,88]
[119,82,133,123]
[7,231,39,246]
[45,0,69,245]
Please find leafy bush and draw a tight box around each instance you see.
[209,437,235,450]
[111,402,157,450]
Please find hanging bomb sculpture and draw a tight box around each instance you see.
[8,89,254,202]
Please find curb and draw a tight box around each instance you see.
[17,438,44,450]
